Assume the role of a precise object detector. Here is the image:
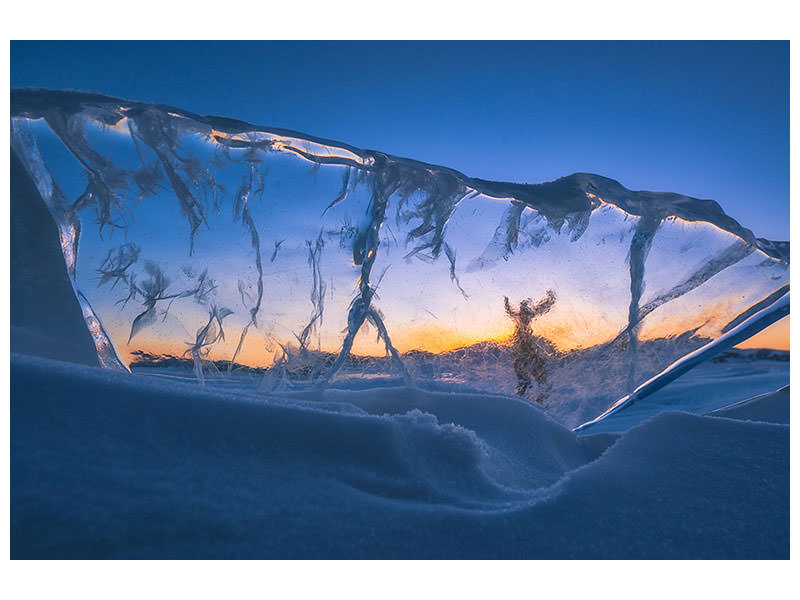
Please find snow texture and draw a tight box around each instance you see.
[10,353,788,559]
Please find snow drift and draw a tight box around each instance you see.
[10,353,788,558]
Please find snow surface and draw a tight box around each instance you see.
[11,353,788,558]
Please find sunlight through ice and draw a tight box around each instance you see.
[10,89,789,429]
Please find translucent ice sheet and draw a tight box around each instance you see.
[11,89,789,428]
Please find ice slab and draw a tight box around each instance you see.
[10,88,789,428]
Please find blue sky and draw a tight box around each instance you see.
[11,40,789,241]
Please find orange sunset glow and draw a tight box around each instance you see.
[120,308,790,371]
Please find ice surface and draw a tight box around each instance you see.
[574,349,789,433]
[707,385,789,424]
[10,88,790,428]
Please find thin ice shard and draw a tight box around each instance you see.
[10,88,789,428]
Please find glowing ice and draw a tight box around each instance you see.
[11,89,789,428]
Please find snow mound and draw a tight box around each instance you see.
[534,410,788,558]
[11,354,788,558]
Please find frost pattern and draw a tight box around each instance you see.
[504,290,557,402]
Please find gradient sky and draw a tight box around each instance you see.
[10,40,789,350]
[11,41,789,241]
